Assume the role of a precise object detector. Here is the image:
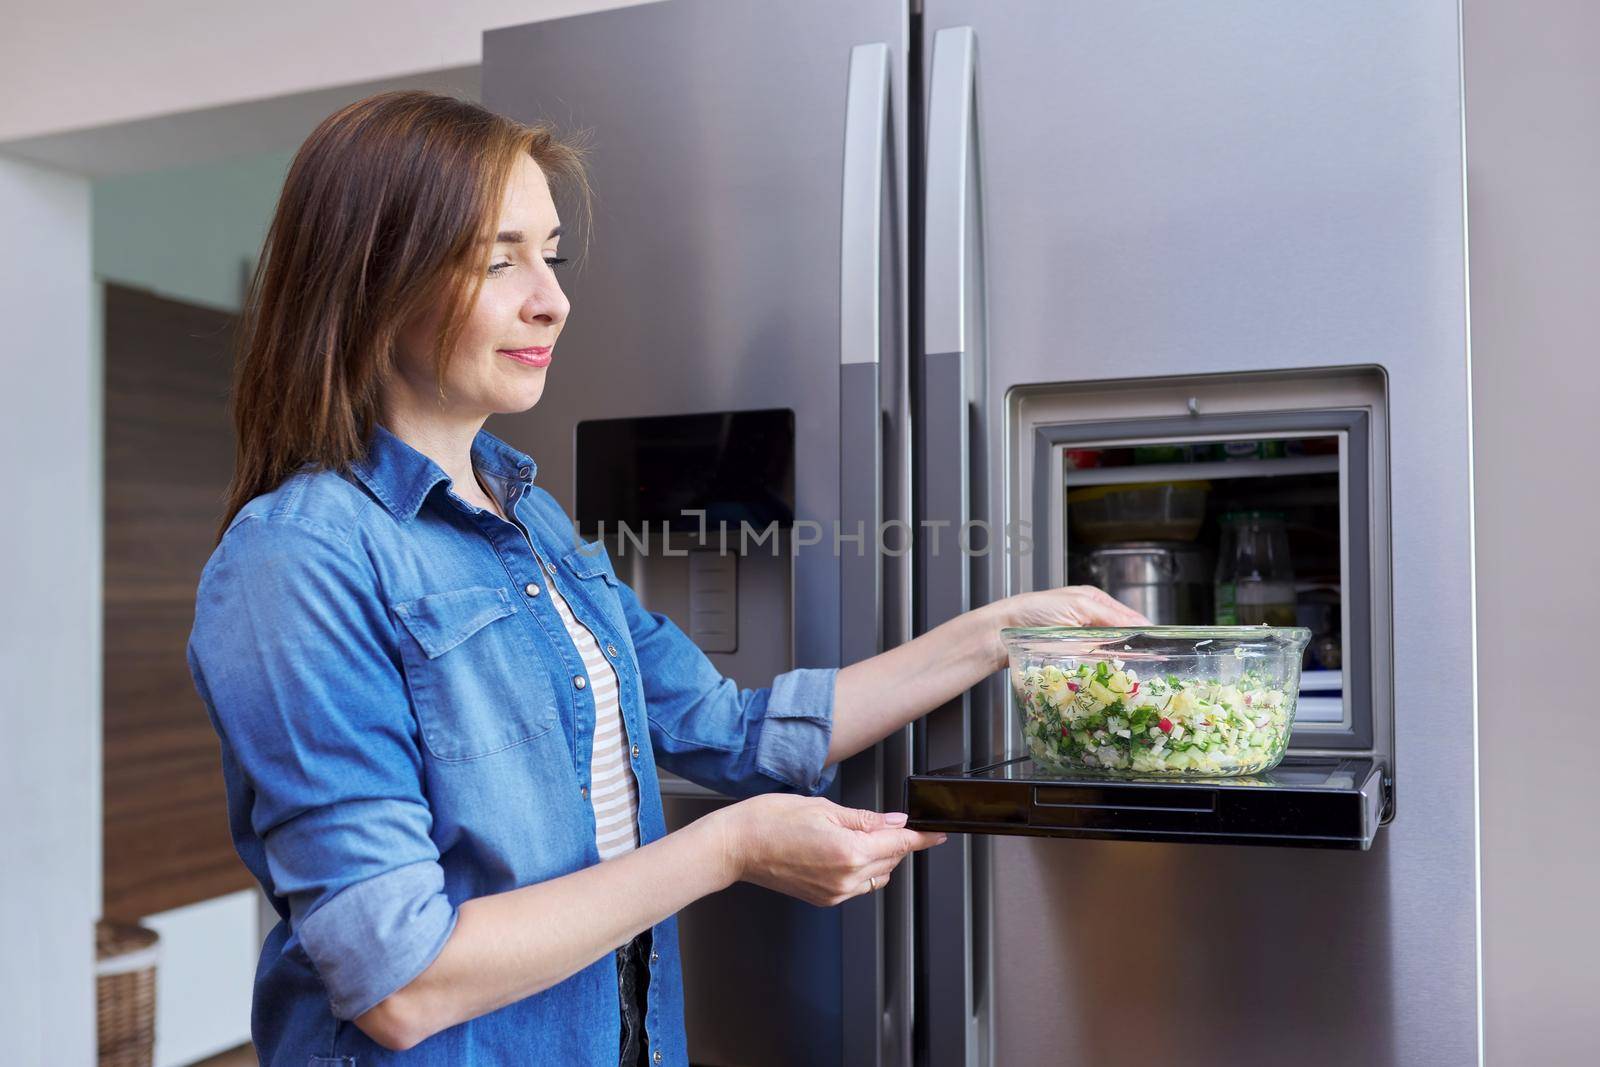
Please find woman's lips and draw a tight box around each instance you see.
[498,346,552,368]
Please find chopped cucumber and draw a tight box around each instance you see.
[1014,660,1292,778]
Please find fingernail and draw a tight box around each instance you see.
[935,834,949,845]
[883,811,909,827]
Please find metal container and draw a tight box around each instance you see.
[1083,541,1213,625]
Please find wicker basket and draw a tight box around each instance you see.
[95,920,160,1067]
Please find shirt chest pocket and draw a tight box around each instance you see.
[392,585,559,762]
[559,540,629,634]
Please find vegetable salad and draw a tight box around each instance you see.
[1015,659,1292,777]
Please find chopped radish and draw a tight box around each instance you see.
[1158,718,1173,733]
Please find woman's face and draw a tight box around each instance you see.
[390,153,570,421]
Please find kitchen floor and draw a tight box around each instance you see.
[191,1044,255,1066]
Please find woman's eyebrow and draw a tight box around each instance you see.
[495,226,563,244]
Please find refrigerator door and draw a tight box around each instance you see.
[483,3,911,1065]
[917,3,1473,1066]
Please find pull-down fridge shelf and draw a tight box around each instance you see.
[906,756,1389,850]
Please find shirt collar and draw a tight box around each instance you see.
[350,422,539,521]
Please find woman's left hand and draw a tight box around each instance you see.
[982,586,1151,669]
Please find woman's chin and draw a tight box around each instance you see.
[492,378,547,414]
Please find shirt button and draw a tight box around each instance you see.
[546,560,558,575]
[653,1052,662,1064]
[606,643,619,657]
[518,465,533,480]
[524,582,540,597]
[650,949,659,964]
[631,743,640,759]
[573,675,587,690]
[580,785,588,798]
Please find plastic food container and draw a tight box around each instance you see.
[1003,625,1311,778]
[1066,481,1210,544]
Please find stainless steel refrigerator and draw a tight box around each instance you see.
[482,2,1477,1065]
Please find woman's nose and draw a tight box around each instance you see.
[521,274,570,326]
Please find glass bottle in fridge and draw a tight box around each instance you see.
[1214,510,1297,626]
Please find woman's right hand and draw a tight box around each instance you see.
[713,794,947,907]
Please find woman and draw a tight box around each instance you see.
[186,91,1145,1065]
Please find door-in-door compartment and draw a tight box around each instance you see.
[906,756,1389,849]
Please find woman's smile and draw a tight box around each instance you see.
[498,345,553,367]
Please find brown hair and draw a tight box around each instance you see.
[215,90,591,542]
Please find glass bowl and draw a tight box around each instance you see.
[1003,626,1311,778]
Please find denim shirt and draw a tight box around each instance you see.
[185,423,838,1066]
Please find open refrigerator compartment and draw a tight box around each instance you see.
[1063,433,1348,729]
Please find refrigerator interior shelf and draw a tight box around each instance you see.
[1064,454,1340,488]
[1300,669,1344,691]
[906,755,1388,850]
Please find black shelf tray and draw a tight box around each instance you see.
[905,755,1389,850]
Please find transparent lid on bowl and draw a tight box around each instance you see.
[1002,624,1307,639]
[1001,625,1310,659]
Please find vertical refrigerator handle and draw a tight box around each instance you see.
[925,26,977,376]
[840,40,904,1067]
[839,42,888,605]
[841,41,890,374]
[922,26,979,739]
[839,39,887,688]
[920,25,979,1067]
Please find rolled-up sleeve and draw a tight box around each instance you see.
[186,515,455,1020]
[612,577,838,798]
[757,668,840,792]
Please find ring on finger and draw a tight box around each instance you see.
[868,875,880,893]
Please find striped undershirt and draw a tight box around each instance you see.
[544,568,641,860]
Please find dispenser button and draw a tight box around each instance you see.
[688,551,738,653]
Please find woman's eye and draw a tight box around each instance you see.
[488,256,567,277]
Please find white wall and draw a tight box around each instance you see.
[0,155,99,1066]
[1464,1,1600,1062]
[0,0,648,143]
[94,150,294,312]
[140,891,263,1066]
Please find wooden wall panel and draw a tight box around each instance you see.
[103,283,254,920]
